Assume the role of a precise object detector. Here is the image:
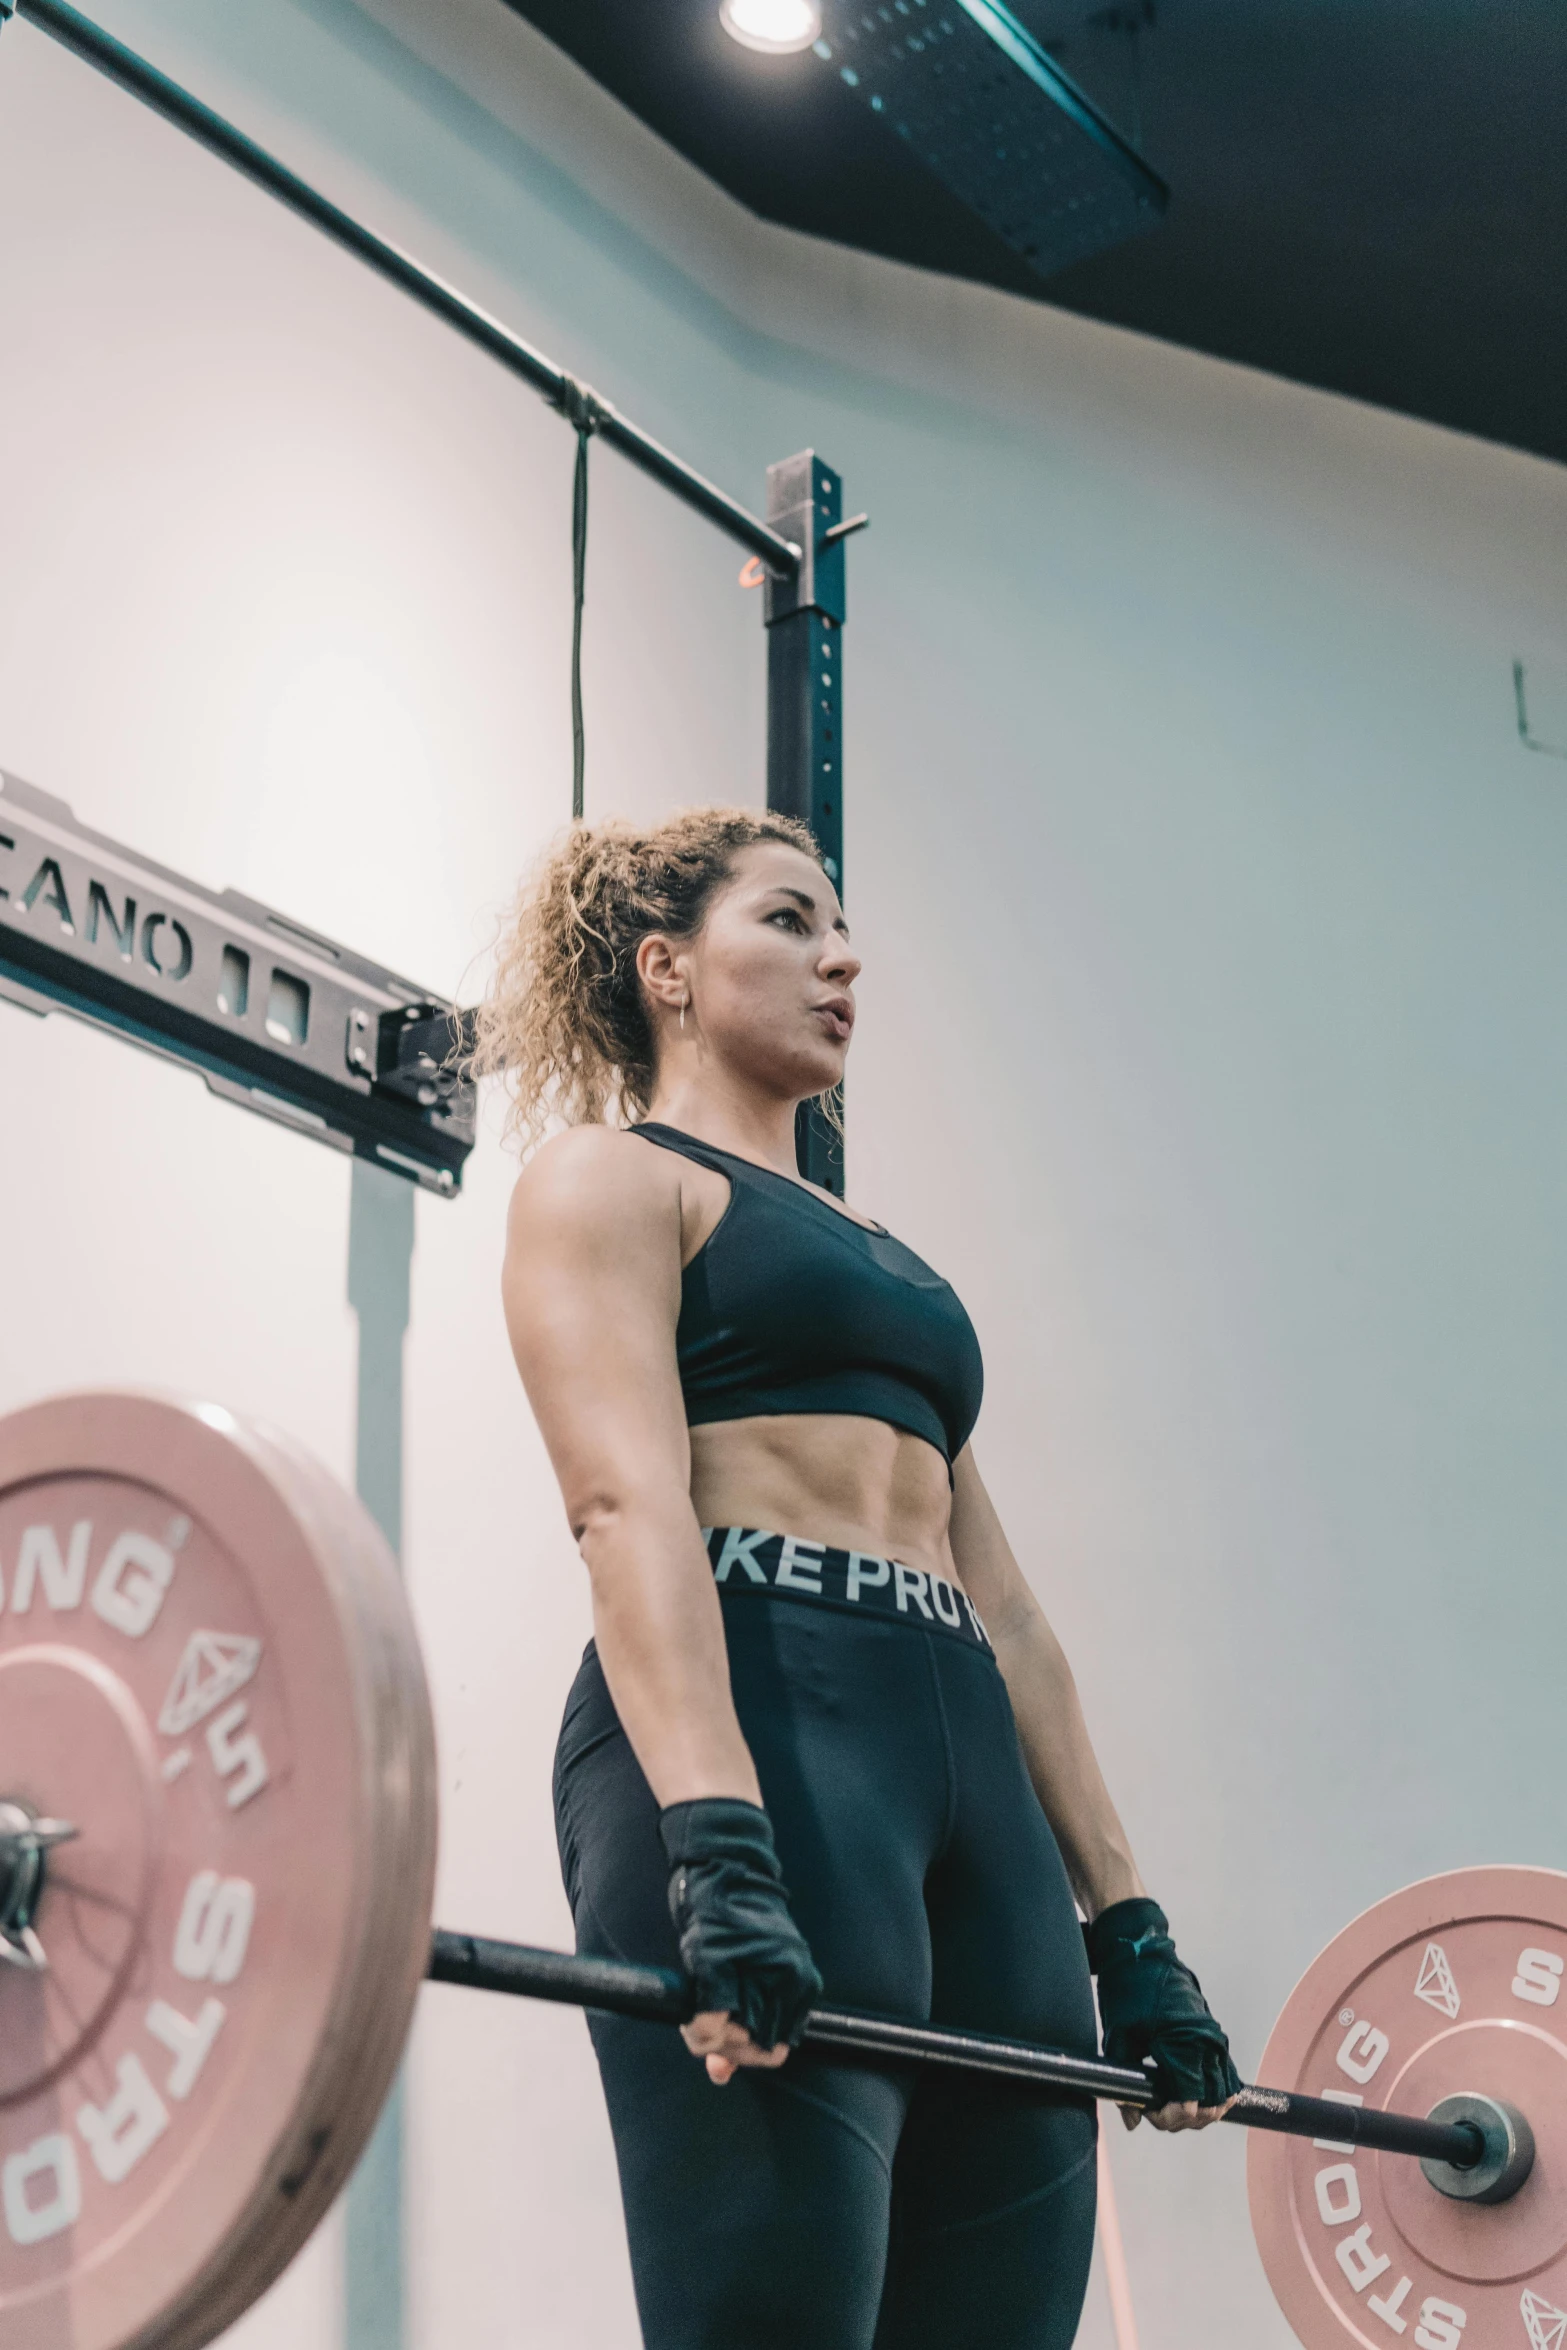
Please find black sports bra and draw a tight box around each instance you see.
[634,1123,984,1465]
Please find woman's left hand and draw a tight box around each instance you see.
[1119,2094,1236,2133]
[1087,1896,1242,2130]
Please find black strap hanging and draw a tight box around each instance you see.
[555,375,603,820]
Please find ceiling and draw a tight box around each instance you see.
[498,0,1567,470]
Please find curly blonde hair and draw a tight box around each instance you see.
[468,806,829,1148]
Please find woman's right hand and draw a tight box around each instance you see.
[680,2010,793,2084]
[661,1797,822,2084]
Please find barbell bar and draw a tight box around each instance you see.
[424,1928,1507,2179]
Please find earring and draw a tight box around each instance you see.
[679,999,687,1033]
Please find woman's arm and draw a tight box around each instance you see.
[504,1129,822,2081]
[502,1127,758,1807]
[947,1445,1143,1919]
[949,1447,1238,2129]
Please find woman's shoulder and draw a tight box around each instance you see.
[507,1124,680,1242]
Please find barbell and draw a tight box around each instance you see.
[0,1391,1561,2350]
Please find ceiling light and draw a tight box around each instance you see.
[719,0,823,56]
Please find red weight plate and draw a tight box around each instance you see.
[1250,1867,1567,2350]
[0,1393,438,2350]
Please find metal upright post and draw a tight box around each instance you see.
[764,450,860,1197]
[345,1160,416,2350]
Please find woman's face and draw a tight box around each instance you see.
[649,842,860,1103]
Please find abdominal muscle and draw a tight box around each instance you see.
[687,1412,962,1589]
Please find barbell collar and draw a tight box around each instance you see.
[0,1798,80,1971]
[1417,2092,1536,2203]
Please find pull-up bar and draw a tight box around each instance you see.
[0,0,802,581]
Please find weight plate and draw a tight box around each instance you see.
[1250,1866,1567,2350]
[0,1392,437,2350]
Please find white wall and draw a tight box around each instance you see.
[2,3,1565,2345]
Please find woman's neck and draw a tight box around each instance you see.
[643,1077,802,1180]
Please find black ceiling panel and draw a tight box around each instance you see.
[817,1,1166,277]
[502,0,1567,468]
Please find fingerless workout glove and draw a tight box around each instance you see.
[1086,1897,1242,2110]
[659,1797,823,2053]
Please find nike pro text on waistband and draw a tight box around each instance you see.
[702,1528,991,1650]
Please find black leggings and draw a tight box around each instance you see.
[553,1566,1099,2350]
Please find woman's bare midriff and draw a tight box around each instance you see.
[687,1413,961,1587]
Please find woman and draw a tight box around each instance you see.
[479,808,1238,2350]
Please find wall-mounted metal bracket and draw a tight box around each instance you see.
[1513,659,1567,761]
[0,772,475,1192]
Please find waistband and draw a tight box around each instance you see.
[702,1528,992,1652]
